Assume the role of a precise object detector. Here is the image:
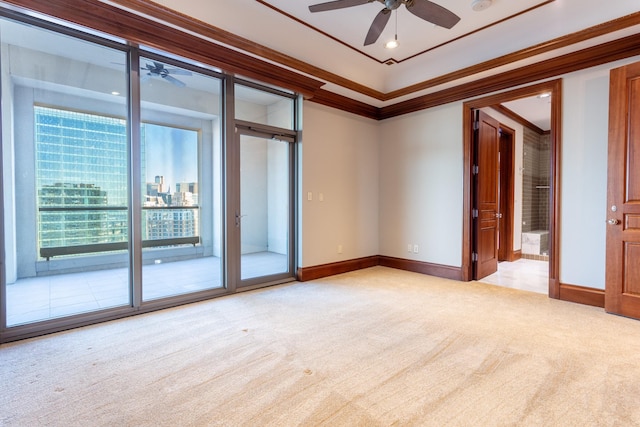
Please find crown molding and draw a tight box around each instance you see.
[96,1,640,103]
[1,0,326,98]
[3,0,640,120]
[258,0,555,67]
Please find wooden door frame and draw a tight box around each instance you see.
[461,79,562,299]
[498,125,516,262]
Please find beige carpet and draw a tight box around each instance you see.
[2,266,640,426]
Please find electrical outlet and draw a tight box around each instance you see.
[413,245,419,254]
[408,244,412,252]
[307,192,312,201]
[319,193,324,202]
[338,244,343,254]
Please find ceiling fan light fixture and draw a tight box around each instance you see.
[471,0,492,12]
[385,10,399,49]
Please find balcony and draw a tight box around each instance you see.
[38,205,200,260]
[6,252,287,327]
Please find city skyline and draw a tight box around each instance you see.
[143,123,198,192]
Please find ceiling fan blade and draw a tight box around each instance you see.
[163,74,186,87]
[364,8,391,46]
[406,0,460,29]
[309,0,372,13]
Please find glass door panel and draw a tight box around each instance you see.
[139,57,223,301]
[2,18,130,326]
[239,133,291,282]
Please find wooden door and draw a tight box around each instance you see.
[605,61,640,318]
[473,110,500,279]
[498,126,515,262]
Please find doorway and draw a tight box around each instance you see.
[233,126,296,290]
[463,80,562,298]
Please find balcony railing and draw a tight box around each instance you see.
[38,205,200,260]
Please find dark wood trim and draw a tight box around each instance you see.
[309,89,381,120]
[549,80,563,300]
[559,283,605,308]
[498,124,516,263]
[257,0,555,67]
[461,105,474,281]
[5,0,640,120]
[380,33,640,119]
[462,79,562,300]
[491,105,546,135]
[111,4,640,104]
[1,0,326,98]
[117,1,639,103]
[378,256,463,281]
[385,12,640,101]
[296,256,379,281]
[297,255,463,282]
[106,0,386,101]
[511,250,522,262]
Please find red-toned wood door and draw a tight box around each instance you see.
[498,126,515,262]
[605,61,640,318]
[473,110,500,280]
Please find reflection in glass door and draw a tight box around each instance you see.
[139,57,223,301]
[2,18,130,327]
[239,132,292,283]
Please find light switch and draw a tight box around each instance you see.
[307,192,312,201]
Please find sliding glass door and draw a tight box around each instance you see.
[0,9,300,342]
[2,17,130,326]
[139,56,223,301]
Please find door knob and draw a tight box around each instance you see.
[607,218,620,225]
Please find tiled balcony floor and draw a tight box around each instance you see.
[478,259,549,294]
[6,252,287,327]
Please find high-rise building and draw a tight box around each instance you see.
[35,105,199,253]
[35,106,128,251]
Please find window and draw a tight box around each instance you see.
[1,10,296,341]
[35,106,128,254]
[35,107,202,257]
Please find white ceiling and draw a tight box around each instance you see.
[147,0,640,108]
[503,95,552,131]
[4,0,638,126]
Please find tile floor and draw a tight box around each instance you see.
[478,258,549,294]
[6,252,288,327]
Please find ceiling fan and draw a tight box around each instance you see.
[141,62,192,87]
[309,0,461,46]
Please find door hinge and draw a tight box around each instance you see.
[473,120,480,131]
[473,165,479,175]
[472,252,478,262]
[472,209,478,219]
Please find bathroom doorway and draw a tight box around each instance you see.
[463,80,561,297]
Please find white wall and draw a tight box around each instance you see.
[378,103,464,267]
[302,56,640,291]
[374,57,640,289]
[559,56,640,289]
[300,102,379,267]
